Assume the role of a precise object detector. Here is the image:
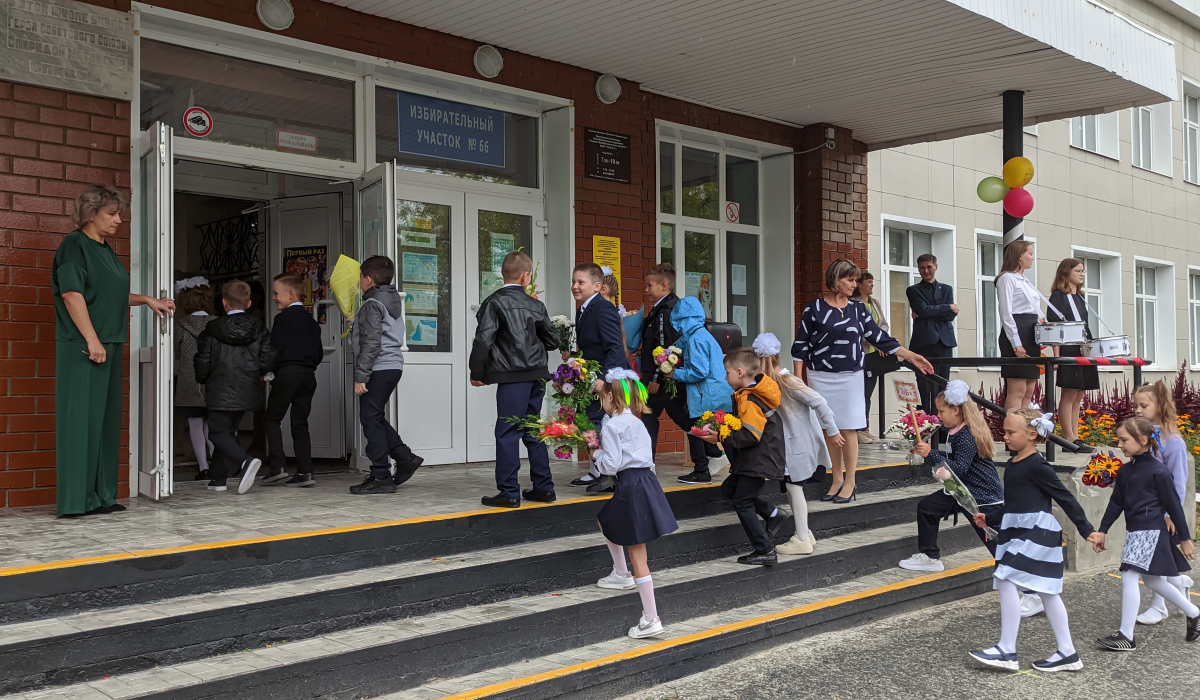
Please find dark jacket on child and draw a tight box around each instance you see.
[469,285,558,384]
[194,312,275,411]
[575,292,628,372]
[723,374,786,481]
[1099,450,1193,576]
[269,304,324,374]
[922,426,1004,505]
[639,293,681,385]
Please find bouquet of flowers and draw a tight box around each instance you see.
[937,467,999,539]
[652,345,683,398]
[887,407,941,466]
[506,405,598,461]
[1080,450,1122,488]
[549,315,575,353]
[550,357,602,411]
[690,410,742,440]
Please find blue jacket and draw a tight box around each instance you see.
[906,280,957,349]
[669,297,733,417]
[575,293,628,372]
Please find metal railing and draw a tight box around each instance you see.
[875,355,1149,462]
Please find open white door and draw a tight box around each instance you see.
[136,122,174,499]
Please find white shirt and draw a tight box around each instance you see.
[502,283,522,288]
[190,311,209,317]
[289,302,304,308]
[592,409,656,475]
[227,309,245,316]
[995,272,1042,347]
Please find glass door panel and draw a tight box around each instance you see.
[476,211,533,305]
[397,200,453,352]
[683,229,716,319]
[726,232,759,343]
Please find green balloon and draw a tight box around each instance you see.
[977,176,1010,204]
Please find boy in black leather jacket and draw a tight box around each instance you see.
[469,251,558,508]
[194,279,275,495]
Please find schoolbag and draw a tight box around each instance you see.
[705,321,742,355]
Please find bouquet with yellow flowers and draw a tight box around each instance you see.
[690,410,742,440]
[652,345,682,398]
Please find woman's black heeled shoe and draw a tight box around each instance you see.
[819,485,842,502]
[832,485,857,504]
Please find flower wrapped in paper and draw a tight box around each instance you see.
[936,466,998,539]
[691,410,742,440]
[887,408,941,466]
[506,405,596,461]
[549,357,602,411]
[651,344,683,398]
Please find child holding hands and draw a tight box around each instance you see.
[593,369,679,639]
[1093,416,1198,650]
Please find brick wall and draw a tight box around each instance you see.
[0,79,132,507]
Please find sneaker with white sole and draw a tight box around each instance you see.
[968,647,1018,671]
[1020,593,1045,618]
[1032,651,1082,672]
[898,553,944,572]
[597,571,636,590]
[1137,605,1168,625]
[237,458,262,495]
[776,534,814,555]
[206,479,227,492]
[628,615,664,639]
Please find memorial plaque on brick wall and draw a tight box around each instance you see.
[1,0,133,100]
[584,128,631,184]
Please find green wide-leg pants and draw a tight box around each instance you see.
[56,341,123,516]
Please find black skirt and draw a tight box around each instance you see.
[597,468,679,546]
[999,313,1041,379]
[1056,344,1100,390]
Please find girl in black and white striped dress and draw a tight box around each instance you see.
[969,407,1103,673]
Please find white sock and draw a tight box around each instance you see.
[1120,570,1141,639]
[770,507,780,518]
[996,578,1021,654]
[1039,592,1076,658]
[188,417,210,472]
[635,575,658,622]
[785,483,810,541]
[605,538,629,577]
[1144,574,1200,618]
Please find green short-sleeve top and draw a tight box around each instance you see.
[52,230,131,344]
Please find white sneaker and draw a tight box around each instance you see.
[1020,593,1044,618]
[898,553,944,572]
[597,571,636,590]
[776,534,814,555]
[1136,606,1168,625]
[237,458,262,495]
[628,615,664,639]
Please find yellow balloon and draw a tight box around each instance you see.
[1002,157,1034,189]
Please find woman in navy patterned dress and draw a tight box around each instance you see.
[792,260,934,503]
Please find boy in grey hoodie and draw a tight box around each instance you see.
[350,256,423,495]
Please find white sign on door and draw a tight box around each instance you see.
[278,130,319,153]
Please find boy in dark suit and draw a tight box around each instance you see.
[470,251,559,509]
[567,261,628,492]
[905,253,958,417]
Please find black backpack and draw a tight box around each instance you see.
[705,321,742,355]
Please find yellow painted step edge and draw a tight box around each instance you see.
[438,559,994,700]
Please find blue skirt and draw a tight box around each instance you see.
[597,468,679,546]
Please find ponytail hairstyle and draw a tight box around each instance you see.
[600,266,620,304]
[1008,406,1051,444]
[1117,416,1156,449]
[752,333,811,395]
[1133,380,1179,438]
[601,368,650,415]
[937,380,994,459]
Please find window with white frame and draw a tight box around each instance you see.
[1069,113,1120,160]
[1079,256,1103,339]
[1133,260,1176,367]
[1190,270,1200,367]
[657,126,770,341]
[1131,103,1173,177]
[883,226,932,343]
[977,234,1037,360]
[1135,265,1158,363]
[1185,84,1200,185]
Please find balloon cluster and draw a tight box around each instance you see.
[977,157,1034,217]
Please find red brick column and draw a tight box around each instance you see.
[0,80,132,507]
[794,124,868,319]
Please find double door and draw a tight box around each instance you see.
[357,163,546,465]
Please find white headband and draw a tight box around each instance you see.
[174,275,209,294]
[942,380,969,407]
[600,265,613,276]
[752,333,782,358]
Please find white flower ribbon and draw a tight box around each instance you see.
[752,332,781,358]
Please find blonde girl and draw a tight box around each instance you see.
[1131,381,1194,625]
[593,369,679,639]
[754,333,841,555]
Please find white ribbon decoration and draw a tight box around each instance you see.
[752,332,782,358]
[943,379,970,406]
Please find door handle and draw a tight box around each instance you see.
[470,304,480,312]
[312,299,340,353]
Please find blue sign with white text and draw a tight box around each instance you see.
[398,92,506,169]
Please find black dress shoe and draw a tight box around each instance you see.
[766,511,794,539]
[393,455,424,486]
[677,469,711,484]
[585,475,615,493]
[522,488,557,503]
[349,476,396,495]
[736,550,777,566]
[570,475,597,487]
[481,493,520,508]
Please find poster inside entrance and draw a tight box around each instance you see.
[283,246,329,323]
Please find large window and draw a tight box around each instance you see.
[882,226,932,342]
[1131,103,1172,177]
[1069,113,1119,160]
[1135,265,1157,364]
[1186,87,1200,185]
[1190,270,1200,367]
[1079,256,1103,339]
[977,238,1002,358]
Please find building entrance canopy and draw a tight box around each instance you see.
[329,0,1177,148]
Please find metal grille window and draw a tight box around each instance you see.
[1135,265,1157,364]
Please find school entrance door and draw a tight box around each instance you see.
[357,163,546,466]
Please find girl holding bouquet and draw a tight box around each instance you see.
[1093,417,1198,651]
[753,332,841,556]
[1131,381,1194,626]
[969,407,1102,673]
[593,368,679,640]
[899,380,1004,572]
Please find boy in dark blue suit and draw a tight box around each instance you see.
[566,262,628,492]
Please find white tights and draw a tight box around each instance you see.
[993,578,1076,659]
[1145,575,1189,615]
[1123,570,1200,637]
[187,417,211,472]
[784,483,810,541]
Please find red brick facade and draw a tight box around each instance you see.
[0,0,867,505]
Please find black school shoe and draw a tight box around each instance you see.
[968,648,1018,671]
[393,455,424,486]
[1032,651,1082,672]
[1096,631,1136,651]
[766,511,794,539]
[285,473,316,488]
[677,469,711,484]
[349,476,396,495]
[481,493,520,508]
[570,475,597,487]
[1187,614,1199,642]
[261,469,290,485]
[522,488,556,503]
[194,470,210,481]
[736,550,777,566]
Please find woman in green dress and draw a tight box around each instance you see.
[53,184,175,517]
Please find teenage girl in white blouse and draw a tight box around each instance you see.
[995,240,1043,410]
